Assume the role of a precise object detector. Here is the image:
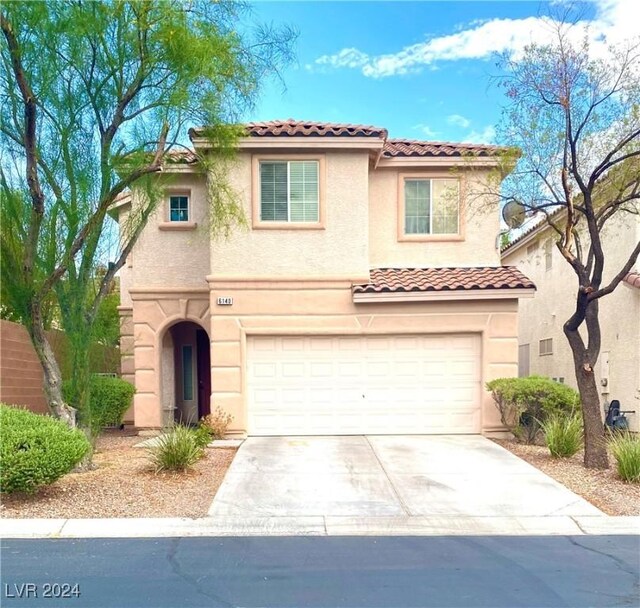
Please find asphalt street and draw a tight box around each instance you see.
[1,535,638,608]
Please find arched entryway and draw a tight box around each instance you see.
[160,321,211,426]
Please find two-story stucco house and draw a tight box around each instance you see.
[114,119,535,437]
[502,213,640,432]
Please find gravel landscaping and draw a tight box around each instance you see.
[494,439,640,516]
[0,431,236,519]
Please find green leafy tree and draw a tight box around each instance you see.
[1,1,295,428]
[495,20,640,469]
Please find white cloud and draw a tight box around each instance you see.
[312,0,638,78]
[462,125,496,144]
[413,123,440,139]
[447,114,471,129]
[314,47,369,69]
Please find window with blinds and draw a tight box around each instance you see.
[404,178,459,235]
[260,160,319,222]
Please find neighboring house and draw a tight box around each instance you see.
[501,213,640,432]
[113,119,535,437]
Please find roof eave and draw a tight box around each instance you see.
[107,195,132,222]
[352,287,536,303]
[501,208,568,256]
[191,135,385,152]
[377,156,502,168]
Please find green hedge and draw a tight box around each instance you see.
[0,404,90,494]
[63,375,135,435]
[486,376,580,443]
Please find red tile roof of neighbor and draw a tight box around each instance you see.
[500,207,566,254]
[353,267,535,294]
[624,272,640,289]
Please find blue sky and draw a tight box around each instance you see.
[245,0,633,143]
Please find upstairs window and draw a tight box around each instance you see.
[260,160,319,223]
[169,195,189,222]
[539,338,553,356]
[404,178,460,235]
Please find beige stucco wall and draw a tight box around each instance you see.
[210,150,370,280]
[118,307,135,423]
[369,167,501,268]
[128,291,210,428]
[503,213,640,431]
[131,174,211,289]
[204,280,519,437]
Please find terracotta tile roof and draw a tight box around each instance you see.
[190,120,508,158]
[164,149,198,164]
[624,272,640,289]
[383,139,504,158]
[353,266,535,294]
[243,119,388,139]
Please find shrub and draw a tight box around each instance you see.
[147,425,203,472]
[193,423,214,449]
[609,433,640,483]
[541,413,583,457]
[0,404,90,494]
[63,375,135,436]
[486,376,579,443]
[200,407,233,440]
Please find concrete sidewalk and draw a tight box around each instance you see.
[2,514,639,538]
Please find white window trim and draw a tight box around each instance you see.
[259,160,319,223]
[169,194,190,222]
[159,190,197,231]
[397,173,464,242]
[251,154,326,230]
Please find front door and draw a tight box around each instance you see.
[196,329,211,418]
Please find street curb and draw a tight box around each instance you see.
[2,515,639,539]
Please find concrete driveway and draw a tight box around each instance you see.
[209,436,602,520]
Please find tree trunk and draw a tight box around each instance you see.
[69,329,93,434]
[27,308,76,428]
[566,334,609,469]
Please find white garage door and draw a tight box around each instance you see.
[247,334,481,435]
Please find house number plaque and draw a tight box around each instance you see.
[216,297,233,306]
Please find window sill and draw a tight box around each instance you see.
[398,233,464,243]
[159,221,198,231]
[252,221,325,231]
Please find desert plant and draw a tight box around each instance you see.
[541,413,583,458]
[147,425,203,473]
[193,423,214,449]
[0,404,90,493]
[608,433,640,483]
[487,376,579,443]
[63,375,135,437]
[200,407,233,440]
